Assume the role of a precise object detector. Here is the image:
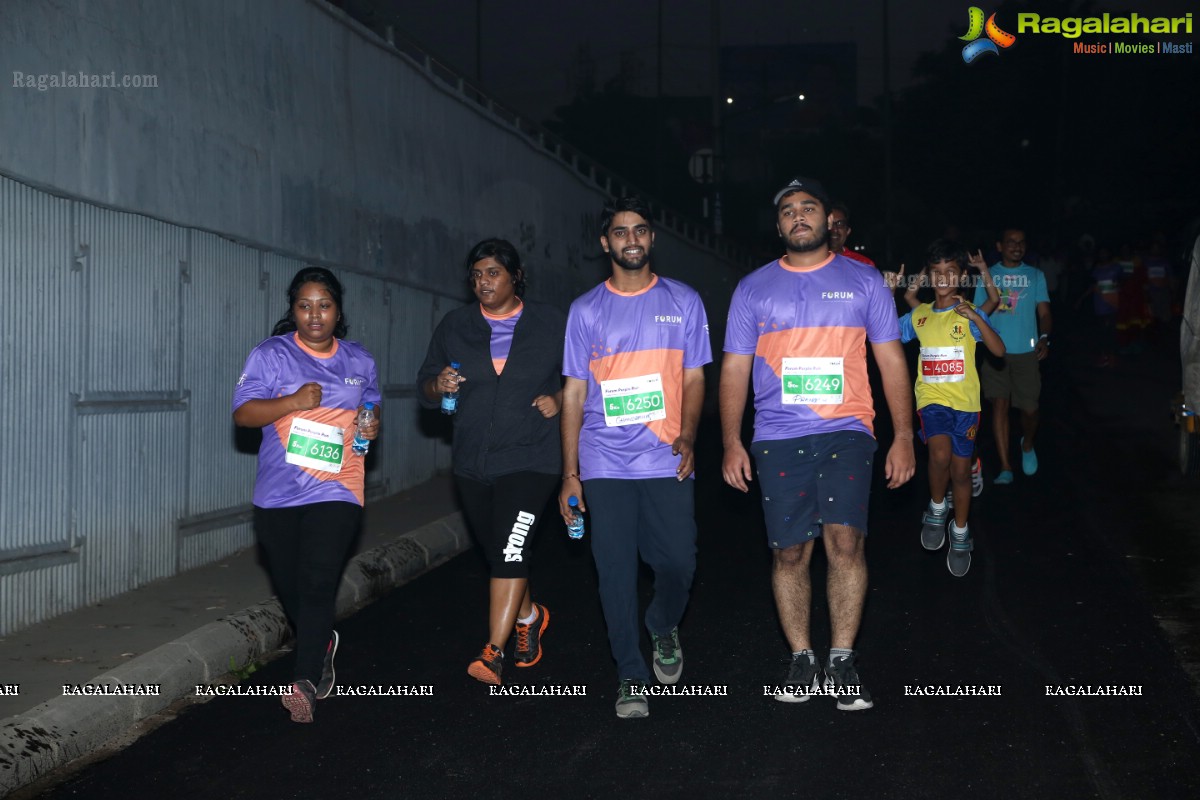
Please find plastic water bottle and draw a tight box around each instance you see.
[441,362,461,415]
[566,496,585,539]
[352,402,375,456]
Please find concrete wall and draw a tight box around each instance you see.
[0,0,748,634]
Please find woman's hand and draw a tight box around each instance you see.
[435,365,465,394]
[291,382,322,411]
[356,404,381,440]
[532,394,560,418]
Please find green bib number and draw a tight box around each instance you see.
[784,375,842,396]
[604,390,664,418]
[287,434,344,466]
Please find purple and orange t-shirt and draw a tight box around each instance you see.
[564,275,712,479]
[482,301,522,375]
[232,333,381,507]
[724,253,900,442]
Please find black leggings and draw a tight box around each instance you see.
[456,472,559,579]
[254,502,362,683]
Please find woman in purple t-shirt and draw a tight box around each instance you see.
[232,266,381,723]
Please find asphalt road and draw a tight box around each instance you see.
[33,319,1200,800]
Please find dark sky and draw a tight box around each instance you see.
[343,0,1196,122]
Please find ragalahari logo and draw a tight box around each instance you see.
[959,7,1017,62]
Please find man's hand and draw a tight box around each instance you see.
[884,437,916,489]
[722,440,754,492]
[672,435,696,481]
[1034,337,1050,360]
[558,476,585,525]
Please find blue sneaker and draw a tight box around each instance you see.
[994,470,1014,485]
[1020,438,1038,476]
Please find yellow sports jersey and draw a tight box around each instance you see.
[898,302,989,413]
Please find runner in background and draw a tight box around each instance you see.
[898,240,1005,577]
[972,228,1051,485]
[898,249,999,495]
[828,202,875,267]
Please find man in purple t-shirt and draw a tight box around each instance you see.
[720,177,915,711]
[560,196,712,719]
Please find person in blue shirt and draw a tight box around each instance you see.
[972,228,1052,484]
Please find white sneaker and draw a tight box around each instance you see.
[971,458,983,498]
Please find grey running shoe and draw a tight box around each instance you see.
[282,679,316,723]
[615,679,649,719]
[315,630,339,700]
[651,627,683,685]
[947,523,974,578]
[920,502,949,551]
[971,458,984,497]
[824,653,873,711]
[774,654,823,704]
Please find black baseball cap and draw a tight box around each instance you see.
[773,177,831,209]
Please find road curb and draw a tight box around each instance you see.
[0,512,468,796]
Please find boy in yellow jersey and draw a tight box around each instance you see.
[898,240,1005,576]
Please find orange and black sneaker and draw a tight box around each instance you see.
[513,602,550,668]
[467,643,504,685]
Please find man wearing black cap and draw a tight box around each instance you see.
[719,177,915,711]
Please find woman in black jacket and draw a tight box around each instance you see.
[418,239,565,685]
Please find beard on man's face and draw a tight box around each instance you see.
[609,242,651,271]
[782,222,830,253]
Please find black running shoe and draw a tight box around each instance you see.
[315,630,339,700]
[824,652,873,711]
[774,654,823,703]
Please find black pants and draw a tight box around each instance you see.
[254,502,362,683]
[456,472,559,579]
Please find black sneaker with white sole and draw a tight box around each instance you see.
[824,652,874,711]
[774,654,823,703]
